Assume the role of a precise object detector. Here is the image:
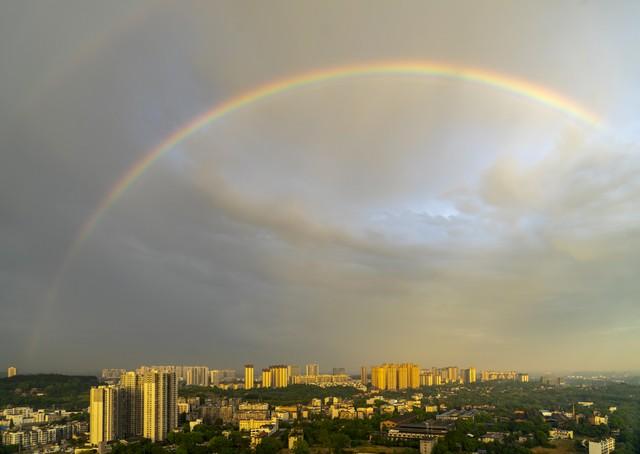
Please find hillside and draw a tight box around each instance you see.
[0,374,97,410]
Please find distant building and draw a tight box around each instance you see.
[589,438,615,454]
[270,365,289,388]
[100,368,126,383]
[292,374,351,385]
[7,367,17,378]
[462,367,477,384]
[332,367,346,375]
[420,370,435,387]
[517,373,529,383]
[420,438,437,454]
[479,432,507,443]
[371,363,420,390]
[244,365,254,390]
[481,370,518,381]
[589,414,609,426]
[360,366,367,385]
[288,429,304,449]
[185,367,209,387]
[287,365,301,378]
[305,364,319,376]
[549,428,574,440]
[261,369,272,388]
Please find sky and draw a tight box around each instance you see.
[2,1,640,375]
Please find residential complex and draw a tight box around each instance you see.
[305,363,319,376]
[89,369,177,445]
[371,363,420,391]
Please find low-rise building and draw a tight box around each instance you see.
[549,428,574,440]
[588,438,615,454]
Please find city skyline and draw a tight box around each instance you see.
[2,2,640,373]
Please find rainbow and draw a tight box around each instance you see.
[30,61,601,356]
[74,61,601,252]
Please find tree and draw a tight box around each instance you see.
[330,433,350,454]
[291,439,310,454]
[255,437,283,454]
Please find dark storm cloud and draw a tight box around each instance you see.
[1,1,640,374]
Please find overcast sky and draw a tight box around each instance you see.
[2,1,640,375]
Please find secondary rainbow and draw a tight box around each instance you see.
[31,61,601,356]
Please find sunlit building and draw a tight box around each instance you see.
[142,370,177,442]
[7,367,17,378]
[588,438,615,454]
[420,370,434,387]
[261,369,272,388]
[185,366,209,387]
[462,367,477,384]
[90,385,120,445]
[244,365,254,390]
[371,363,420,390]
[270,365,289,388]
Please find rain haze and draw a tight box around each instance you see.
[2,1,640,374]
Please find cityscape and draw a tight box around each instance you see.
[2,1,640,454]
[1,364,637,454]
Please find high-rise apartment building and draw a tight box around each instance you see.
[287,365,301,379]
[386,364,398,390]
[371,363,420,391]
[119,372,142,437]
[469,367,477,383]
[90,385,120,445]
[419,370,434,387]
[261,369,272,388]
[7,367,17,378]
[244,365,254,390]
[371,366,386,390]
[446,366,459,383]
[185,366,209,387]
[461,367,477,384]
[270,365,289,388]
[360,366,367,385]
[142,370,177,442]
[332,367,346,375]
[305,363,319,376]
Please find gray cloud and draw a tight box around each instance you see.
[1,1,639,374]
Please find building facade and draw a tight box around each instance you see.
[90,386,119,445]
[305,364,319,376]
[142,370,177,442]
[371,364,420,391]
[244,365,254,390]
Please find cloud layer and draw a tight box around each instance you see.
[1,1,639,374]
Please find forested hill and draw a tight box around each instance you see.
[0,374,97,409]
